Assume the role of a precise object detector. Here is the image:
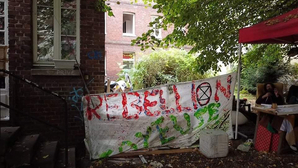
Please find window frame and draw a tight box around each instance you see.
[122,12,135,37]
[0,0,9,121]
[0,0,8,46]
[151,15,162,39]
[32,0,80,66]
[105,12,107,35]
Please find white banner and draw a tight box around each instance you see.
[83,73,236,159]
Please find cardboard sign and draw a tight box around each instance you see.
[83,73,236,159]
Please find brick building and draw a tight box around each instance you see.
[1,0,105,147]
[105,0,171,80]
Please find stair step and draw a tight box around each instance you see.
[0,126,21,156]
[32,141,59,168]
[57,147,76,168]
[6,134,40,167]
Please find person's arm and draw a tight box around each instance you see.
[274,88,285,105]
[256,93,266,104]
[256,93,271,104]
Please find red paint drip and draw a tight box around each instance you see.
[86,95,102,120]
[105,93,119,120]
[215,80,220,102]
[143,90,158,116]
[215,75,232,102]
[104,95,108,112]
[154,110,161,116]
[191,81,198,109]
[105,93,119,111]
[122,93,139,120]
[159,90,166,110]
[173,85,182,112]
[173,85,191,112]
[164,108,175,114]
[107,93,118,97]
[128,92,143,114]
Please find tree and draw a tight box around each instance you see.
[120,49,212,90]
[97,0,297,73]
[241,44,291,93]
[127,0,298,73]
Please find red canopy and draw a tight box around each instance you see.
[239,8,298,44]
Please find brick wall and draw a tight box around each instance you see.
[105,0,173,80]
[8,0,105,146]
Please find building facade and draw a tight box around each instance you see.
[0,0,105,146]
[105,0,170,80]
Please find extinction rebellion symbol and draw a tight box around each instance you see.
[196,82,212,106]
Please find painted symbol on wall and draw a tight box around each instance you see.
[87,50,103,60]
[70,87,84,103]
[69,78,94,123]
[69,87,84,122]
[196,82,212,106]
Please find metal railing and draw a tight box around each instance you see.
[0,69,68,167]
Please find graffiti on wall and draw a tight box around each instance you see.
[87,50,103,60]
[83,73,236,159]
[69,78,94,123]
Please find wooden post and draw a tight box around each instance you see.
[107,79,111,93]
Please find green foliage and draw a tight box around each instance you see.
[121,49,212,90]
[241,44,291,93]
[291,63,298,77]
[97,0,153,16]
[130,0,298,73]
[96,0,115,16]
[239,89,249,95]
[279,62,298,86]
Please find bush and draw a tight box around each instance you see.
[118,49,213,90]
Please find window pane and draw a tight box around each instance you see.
[61,36,76,60]
[123,60,134,69]
[0,2,4,15]
[0,32,4,45]
[61,9,76,35]
[37,35,54,61]
[61,0,76,9]
[123,53,134,59]
[151,16,161,38]
[154,29,160,37]
[37,0,53,6]
[123,14,133,34]
[37,6,54,61]
[123,53,134,69]
[0,17,4,30]
[37,7,53,32]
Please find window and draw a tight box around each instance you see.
[33,0,80,64]
[123,52,135,69]
[123,13,135,36]
[0,0,8,46]
[151,16,162,39]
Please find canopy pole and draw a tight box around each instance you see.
[235,44,242,139]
